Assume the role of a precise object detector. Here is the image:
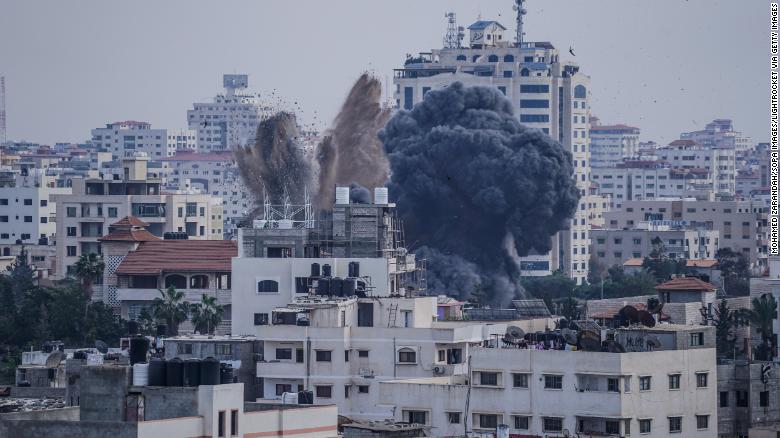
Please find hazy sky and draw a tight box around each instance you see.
[0,0,768,145]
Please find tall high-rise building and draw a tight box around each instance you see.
[392,10,592,282]
[187,74,272,152]
[680,119,752,153]
[90,121,172,160]
[589,118,640,168]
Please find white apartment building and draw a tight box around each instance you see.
[160,151,252,237]
[393,16,592,283]
[589,120,640,168]
[90,121,173,160]
[591,224,720,269]
[681,118,752,153]
[166,128,197,151]
[187,74,273,152]
[603,198,763,266]
[592,162,714,209]
[379,325,717,438]
[657,139,736,195]
[51,156,223,280]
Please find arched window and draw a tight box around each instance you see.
[397,347,416,363]
[456,55,467,61]
[190,274,209,289]
[165,274,187,289]
[574,84,587,99]
[257,280,279,294]
[488,54,499,62]
[520,68,530,77]
[503,54,515,62]
[472,55,480,62]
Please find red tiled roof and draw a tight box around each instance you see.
[623,258,644,267]
[99,229,160,242]
[668,139,698,147]
[115,240,237,275]
[655,277,716,292]
[111,216,149,227]
[686,259,718,268]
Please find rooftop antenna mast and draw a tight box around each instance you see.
[0,76,6,144]
[443,12,464,49]
[513,0,527,47]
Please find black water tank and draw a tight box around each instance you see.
[298,390,314,404]
[129,337,149,365]
[316,278,330,296]
[343,278,356,297]
[166,358,183,386]
[322,264,332,277]
[331,277,343,296]
[219,363,234,384]
[127,320,139,335]
[200,357,220,385]
[148,358,166,386]
[310,263,320,277]
[348,261,360,278]
[183,359,201,386]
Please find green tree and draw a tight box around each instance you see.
[558,293,582,321]
[716,248,750,296]
[72,253,105,314]
[190,294,224,335]
[710,299,743,357]
[739,294,777,361]
[136,308,158,336]
[153,286,189,336]
[521,272,576,310]
[642,236,685,282]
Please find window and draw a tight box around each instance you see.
[40,217,47,224]
[668,416,682,433]
[404,410,427,424]
[696,415,708,429]
[0,216,6,222]
[544,374,563,389]
[344,350,350,362]
[254,313,268,325]
[543,417,563,432]
[66,207,77,217]
[512,373,528,388]
[690,332,704,346]
[358,350,369,358]
[480,372,498,386]
[67,227,77,237]
[218,411,225,437]
[275,384,292,396]
[720,391,729,407]
[358,385,369,393]
[296,349,304,363]
[275,348,292,360]
[0,199,6,205]
[520,99,549,108]
[230,410,238,436]
[190,274,209,289]
[639,376,651,391]
[398,348,416,363]
[315,385,332,398]
[67,246,77,257]
[257,280,279,293]
[608,377,620,392]
[108,207,117,218]
[520,84,549,93]
[520,114,549,123]
[696,372,708,388]
[761,390,769,407]
[639,419,651,434]
[736,390,749,407]
[447,412,461,424]
[165,274,187,289]
[23,199,32,206]
[606,421,620,434]
[24,216,32,222]
[479,414,498,429]
[574,84,587,99]
[669,374,681,390]
[344,385,350,398]
[513,415,529,430]
[215,344,232,356]
[315,350,332,362]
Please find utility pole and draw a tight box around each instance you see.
[513,0,527,47]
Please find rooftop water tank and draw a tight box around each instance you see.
[335,186,350,205]
[374,187,389,204]
[200,357,220,385]
[132,363,149,386]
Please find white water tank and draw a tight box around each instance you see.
[252,219,267,229]
[374,187,389,205]
[335,186,350,205]
[281,392,298,404]
[132,363,149,386]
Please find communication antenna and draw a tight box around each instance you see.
[0,76,6,144]
[443,12,464,49]
[512,0,527,47]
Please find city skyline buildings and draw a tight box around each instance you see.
[0,0,766,146]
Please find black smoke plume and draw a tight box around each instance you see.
[234,112,314,204]
[348,182,371,204]
[380,82,580,305]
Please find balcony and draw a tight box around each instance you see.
[256,360,305,378]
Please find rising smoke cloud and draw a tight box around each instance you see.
[380,82,580,305]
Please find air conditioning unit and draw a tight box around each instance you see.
[433,365,446,375]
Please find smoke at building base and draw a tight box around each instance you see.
[380,82,580,305]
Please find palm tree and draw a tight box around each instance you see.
[190,294,224,335]
[153,286,189,336]
[73,253,104,315]
[739,294,778,361]
[136,308,158,336]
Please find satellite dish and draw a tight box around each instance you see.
[506,326,525,339]
[95,340,109,354]
[44,351,66,368]
[646,336,662,349]
[638,310,656,328]
[562,329,578,346]
[578,331,601,351]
